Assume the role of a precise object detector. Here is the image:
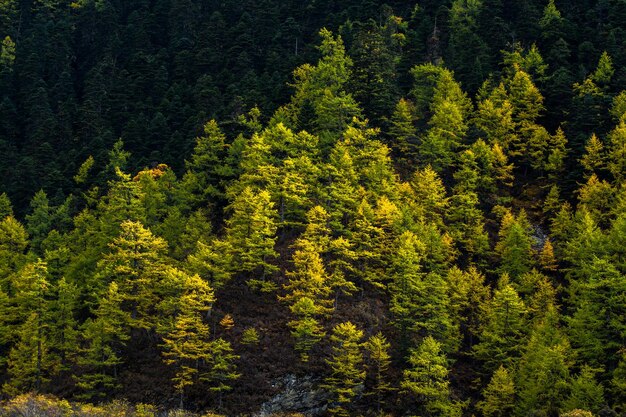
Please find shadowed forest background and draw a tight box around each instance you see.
[1,0,626,416]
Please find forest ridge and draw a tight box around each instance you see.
[1,0,626,416]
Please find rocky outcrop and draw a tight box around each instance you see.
[255,375,328,417]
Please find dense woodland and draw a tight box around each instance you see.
[1,0,626,416]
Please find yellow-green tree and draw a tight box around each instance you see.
[322,322,365,416]
[161,274,215,408]
[95,220,169,330]
[364,332,393,412]
[224,187,278,291]
[477,365,515,417]
[75,282,130,399]
[202,338,240,409]
[473,277,527,373]
[401,336,462,417]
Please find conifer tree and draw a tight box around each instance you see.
[25,190,53,256]
[282,239,333,315]
[448,149,490,262]
[323,143,361,234]
[323,322,365,417]
[473,85,517,152]
[607,120,626,182]
[281,29,361,143]
[567,258,626,369]
[364,332,393,413]
[419,70,471,171]
[388,98,418,175]
[161,276,215,408]
[287,297,325,362]
[181,120,232,207]
[99,168,146,238]
[187,239,232,290]
[576,174,614,226]
[11,260,50,328]
[477,365,515,417]
[612,352,626,408]
[495,210,535,278]
[0,215,29,295]
[3,312,55,396]
[401,336,462,417]
[563,365,605,415]
[539,239,559,272]
[446,266,490,348]
[410,165,448,227]
[224,187,278,291]
[49,278,79,369]
[474,277,527,372]
[0,193,12,219]
[515,309,571,417]
[75,282,130,399]
[580,134,606,177]
[544,185,563,219]
[202,338,240,409]
[389,231,423,346]
[95,220,169,329]
[563,209,607,280]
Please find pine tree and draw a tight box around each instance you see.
[282,29,361,143]
[473,85,517,152]
[49,278,79,369]
[0,193,12,219]
[287,297,325,362]
[282,239,333,315]
[446,191,489,263]
[419,70,471,172]
[181,120,232,207]
[611,91,626,122]
[612,351,626,408]
[474,278,527,372]
[322,322,365,417]
[3,313,55,396]
[410,165,448,227]
[2,259,51,395]
[161,277,215,408]
[515,309,571,417]
[539,239,559,272]
[477,366,515,417]
[562,365,605,415]
[446,266,490,348]
[567,258,626,369]
[95,220,169,330]
[401,336,462,417]
[390,233,458,353]
[0,215,29,295]
[563,209,607,277]
[607,120,626,182]
[75,282,130,399]
[364,332,393,412]
[389,230,423,347]
[187,239,232,290]
[202,338,240,409]
[281,236,334,361]
[576,174,614,226]
[495,210,535,278]
[580,134,605,177]
[25,190,53,256]
[447,0,490,91]
[11,260,50,330]
[388,98,418,176]
[224,187,278,291]
[323,143,361,234]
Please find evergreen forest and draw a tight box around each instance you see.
[1,0,626,416]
